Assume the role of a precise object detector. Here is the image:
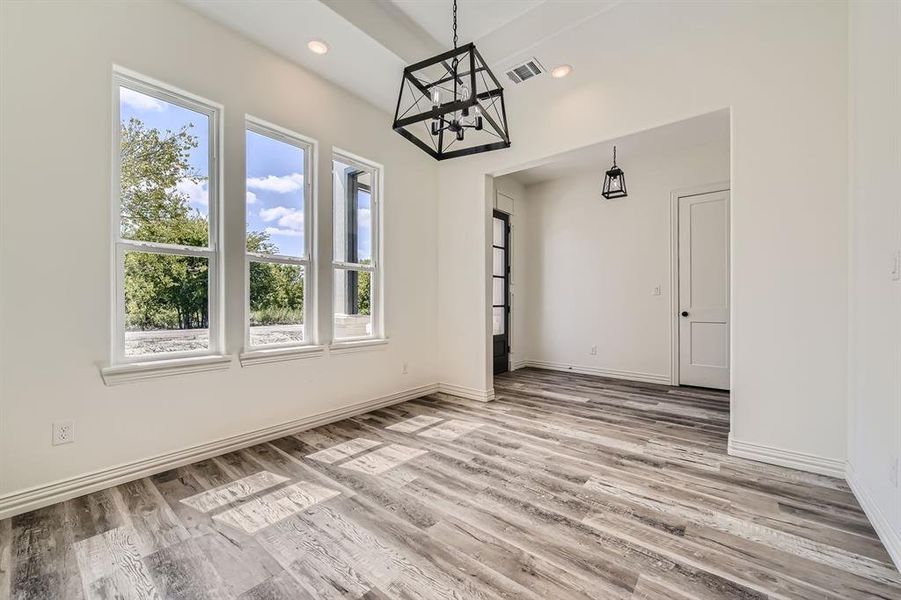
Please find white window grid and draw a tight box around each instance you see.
[111,68,224,364]
[244,116,317,350]
[332,149,383,342]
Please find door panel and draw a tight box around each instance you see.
[679,190,730,389]
[690,321,729,367]
[492,211,510,374]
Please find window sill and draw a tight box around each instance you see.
[101,355,232,386]
[239,345,325,367]
[329,338,389,355]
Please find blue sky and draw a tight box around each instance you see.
[121,87,369,260]
[245,130,305,257]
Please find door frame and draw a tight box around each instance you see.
[669,181,731,386]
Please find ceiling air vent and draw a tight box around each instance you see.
[505,58,544,84]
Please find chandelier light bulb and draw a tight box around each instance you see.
[459,84,471,117]
[431,88,441,107]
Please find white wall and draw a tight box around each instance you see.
[437,0,849,465]
[846,0,901,567]
[0,1,438,503]
[514,140,729,383]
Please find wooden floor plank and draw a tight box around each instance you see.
[2,367,899,599]
[150,466,284,598]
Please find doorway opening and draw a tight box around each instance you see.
[487,109,732,396]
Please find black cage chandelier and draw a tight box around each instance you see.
[392,0,511,160]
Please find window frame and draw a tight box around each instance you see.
[331,149,383,343]
[244,116,317,351]
[111,68,224,365]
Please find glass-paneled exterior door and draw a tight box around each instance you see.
[492,210,510,374]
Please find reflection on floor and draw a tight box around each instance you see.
[2,368,899,599]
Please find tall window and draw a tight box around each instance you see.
[333,152,381,341]
[245,118,314,349]
[113,72,221,363]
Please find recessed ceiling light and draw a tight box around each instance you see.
[308,40,329,55]
[551,64,573,79]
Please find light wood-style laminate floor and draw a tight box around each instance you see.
[2,368,899,599]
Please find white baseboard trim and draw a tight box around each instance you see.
[510,359,529,371]
[0,383,439,521]
[846,462,901,571]
[437,382,495,402]
[520,360,671,386]
[727,434,846,478]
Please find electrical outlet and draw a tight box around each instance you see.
[402,362,408,375]
[590,345,598,356]
[891,457,898,488]
[653,285,662,296]
[892,250,901,281]
[52,420,75,446]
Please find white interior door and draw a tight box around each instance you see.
[678,190,730,389]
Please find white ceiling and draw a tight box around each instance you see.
[388,0,545,49]
[182,0,407,111]
[504,109,731,186]
[180,0,621,114]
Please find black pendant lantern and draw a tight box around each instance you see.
[392,0,511,161]
[602,145,627,199]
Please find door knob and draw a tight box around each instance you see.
[681,311,689,317]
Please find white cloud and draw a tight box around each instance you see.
[265,227,302,237]
[120,88,165,112]
[259,206,292,221]
[174,178,208,209]
[246,191,258,205]
[246,172,304,193]
[278,211,304,231]
[260,206,303,235]
[357,207,371,228]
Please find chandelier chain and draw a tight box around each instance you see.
[453,0,458,49]
[450,0,459,84]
